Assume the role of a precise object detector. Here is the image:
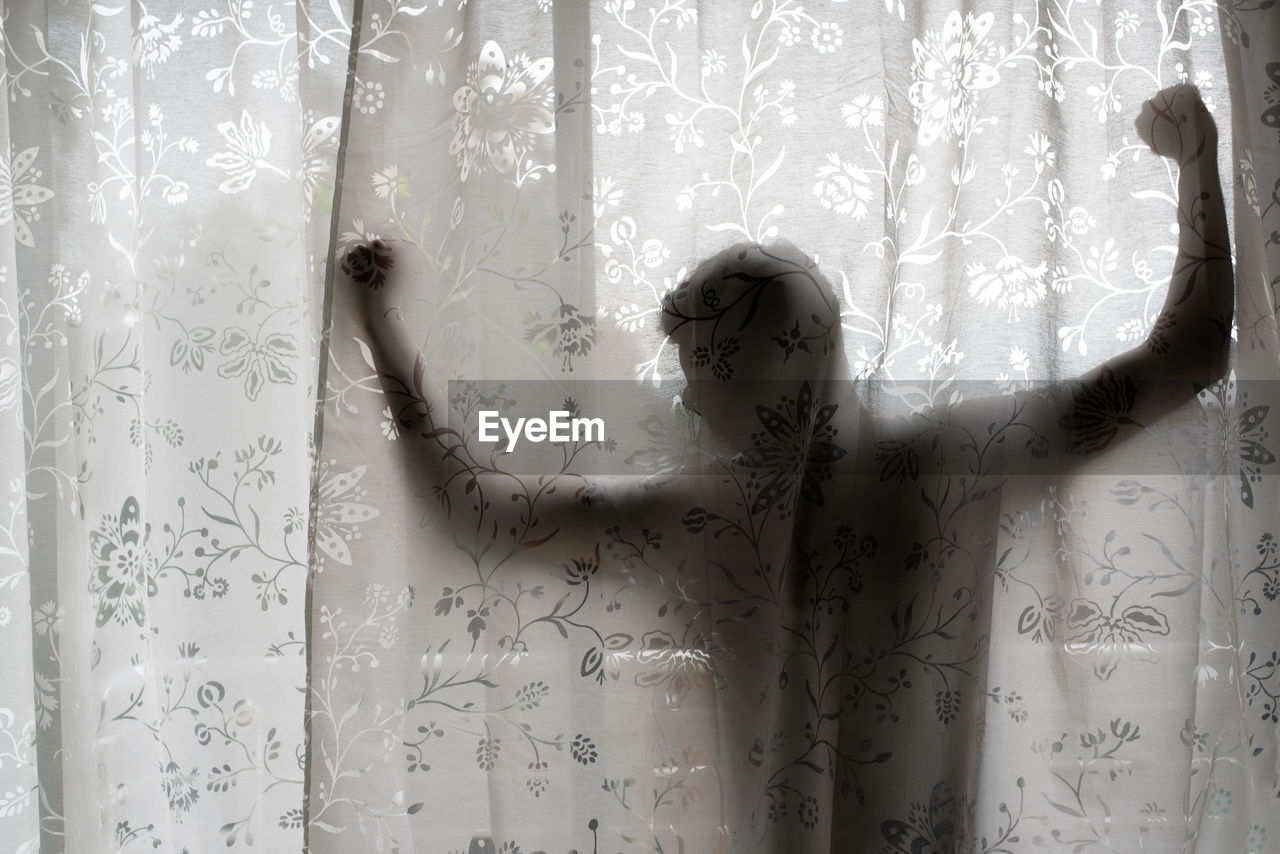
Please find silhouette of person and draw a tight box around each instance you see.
[347,82,1228,527]
[341,84,1231,848]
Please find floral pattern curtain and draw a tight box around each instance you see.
[2,1,1279,853]
[0,1,351,851]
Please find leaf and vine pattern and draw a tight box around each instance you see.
[307,4,1280,854]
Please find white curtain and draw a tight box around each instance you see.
[2,1,1278,853]
[0,1,349,850]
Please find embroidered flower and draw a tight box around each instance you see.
[371,165,406,200]
[570,733,597,764]
[965,256,1048,322]
[813,152,872,220]
[449,42,554,181]
[1262,62,1280,144]
[624,399,703,487]
[341,238,395,291]
[89,497,158,627]
[737,382,846,515]
[841,93,885,128]
[561,544,601,585]
[1115,10,1140,34]
[1178,371,1275,508]
[798,795,820,829]
[0,358,19,411]
[34,672,58,729]
[380,406,400,440]
[908,11,999,146]
[881,782,958,850]
[635,630,713,710]
[1059,367,1139,455]
[159,761,200,819]
[207,110,273,194]
[810,22,843,54]
[299,112,340,206]
[217,328,299,401]
[1240,151,1261,219]
[700,49,727,76]
[1066,206,1095,235]
[0,146,55,247]
[354,79,385,115]
[523,303,597,371]
[311,462,379,566]
[1063,598,1170,680]
[33,601,63,637]
[132,6,183,78]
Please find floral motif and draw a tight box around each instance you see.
[0,146,55,247]
[341,238,395,291]
[312,463,379,566]
[32,601,63,637]
[624,400,703,486]
[1063,598,1170,679]
[965,256,1048,321]
[1065,206,1095,235]
[810,22,843,54]
[207,110,273,194]
[1239,151,1261,218]
[371,165,408,200]
[449,42,555,181]
[132,5,183,78]
[1262,62,1280,143]
[1180,371,1275,508]
[89,497,158,627]
[570,733,597,765]
[0,357,19,411]
[159,761,200,819]
[908,11,999,145]
[217,328,299,401]
[813,152,872,220]
[523,303,597,370]
[354,79,385,115]
[798,794,820,829]
[841,93,884,128]
[1059,368,1139,455]
[688,336,740,382]
[34,672,58,730]
[881,781,958,852]
[635,630,714,710]
[737,382,845,515]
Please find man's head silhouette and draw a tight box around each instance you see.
[661,242,846,426]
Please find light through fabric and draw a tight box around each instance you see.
[1,2,1279,854]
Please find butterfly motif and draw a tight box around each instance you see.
[880,781,957,854]
[1263,62,1280,139]
[299,113,341,205]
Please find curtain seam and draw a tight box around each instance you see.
[302,2,364,850]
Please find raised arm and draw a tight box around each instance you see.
[1074,83,1230,425]
[343,241,600,545]
[868,85,1232,478]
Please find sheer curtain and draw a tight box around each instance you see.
[2,1,1278,853]
[0,2,350,850]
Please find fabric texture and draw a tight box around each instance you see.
[0,2,350,851]
[1,2,1278,853]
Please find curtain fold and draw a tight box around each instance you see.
[1,1,1278,853]
[0,1,352,850]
